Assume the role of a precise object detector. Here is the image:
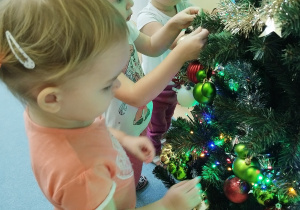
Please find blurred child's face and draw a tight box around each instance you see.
[108,0,134,21]
[57,40,130,122]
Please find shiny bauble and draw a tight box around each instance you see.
[201,82,216,98]
[176,166,187,180]
[223,175,250,203]
[160,154,170,164]
[234,143,249,158]
[167,162,177,174]
[180,152,192,163]
[254,188,277,206]
[232,157,259,181]
[244,166,262,183]
[187,61,204,83]
[176,85,197,107]
[196,70,207,82]
[193,83,212,104]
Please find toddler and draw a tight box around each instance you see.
[106,0,209,190]
[137,0,195,164]
[0,0,202,209]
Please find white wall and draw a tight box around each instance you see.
[190,0,220,12]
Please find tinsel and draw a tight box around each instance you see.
[217,0,297,37]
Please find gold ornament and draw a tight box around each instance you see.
[160,154,170,164]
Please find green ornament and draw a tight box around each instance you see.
[232,157,258,181]
[196,70,206,82]
[244,166,262,183]
[176,166,187,180]
[234,144,249,159]
[201,82,216,98]
[193,83,212,104]
[167,162,177,174]
[254,188,276,206]
[181,152,191,162]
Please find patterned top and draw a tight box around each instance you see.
[104,21,153,136]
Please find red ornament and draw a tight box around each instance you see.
[223,175,250,203]
[187,61,204,83]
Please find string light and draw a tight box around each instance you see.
[209,142,215,148]
[288,187,297,196]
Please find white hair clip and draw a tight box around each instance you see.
[5,31,35,69]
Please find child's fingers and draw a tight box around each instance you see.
[184,6,200,15]
[190,27,209,43]
[188,27,203,37]
[186,182,203,208]
[175,176,201,192]
[190,26,203,35]
[175,177,203,209]
[186,183,202,197]
[140,139,155,163]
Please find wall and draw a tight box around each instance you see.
[132,0,220,22]
[190,0,220,12]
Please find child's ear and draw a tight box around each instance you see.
[37,87,62,113]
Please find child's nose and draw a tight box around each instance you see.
[127,0,134,9]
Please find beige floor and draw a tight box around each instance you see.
[173,104,193,120]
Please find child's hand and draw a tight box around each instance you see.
[169,7,200,30]
[122,135,155,163]
[175,26,209,61]
[161,177,202,210]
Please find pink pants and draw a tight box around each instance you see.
[147,85,177,155]
[126,85,177,186]
[126,128,147,186]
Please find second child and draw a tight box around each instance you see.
[137,0,194,164]
[106,0,209,190]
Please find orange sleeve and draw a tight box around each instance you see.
[54,164,116,210]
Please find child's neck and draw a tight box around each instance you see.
[28,106,93,129]
[151,0,177,17]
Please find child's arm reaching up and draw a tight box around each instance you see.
[135,7,200,57]
[115,27,209,108]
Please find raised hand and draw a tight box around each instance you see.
[169,7,201,30]
[175,26,209,62]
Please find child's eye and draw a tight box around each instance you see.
[103,85,112,91]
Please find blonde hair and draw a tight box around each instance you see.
[0,0,128,104]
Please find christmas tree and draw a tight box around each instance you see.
[153,0,300,209]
